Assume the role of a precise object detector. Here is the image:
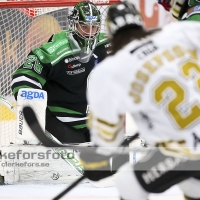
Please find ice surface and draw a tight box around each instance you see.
[0,183,184,200]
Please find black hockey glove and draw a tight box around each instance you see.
[79,147,113,181]
[79,134,140,181]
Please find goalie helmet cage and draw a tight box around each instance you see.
[0,0,120,147]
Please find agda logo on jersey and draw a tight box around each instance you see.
[21,90,45,100]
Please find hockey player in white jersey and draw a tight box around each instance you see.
[78,1,200,200]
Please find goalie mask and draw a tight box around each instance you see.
[106,1,144,39]
[68,1,101,63]
[158,0,200,19]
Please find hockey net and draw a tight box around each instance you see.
[0,0,120,147]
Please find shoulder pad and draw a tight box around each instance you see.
[32,31,81,65]
[97,32,109,46]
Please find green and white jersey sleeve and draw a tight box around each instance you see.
[11,30,80,98]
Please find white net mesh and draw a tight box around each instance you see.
[0,1,117,146]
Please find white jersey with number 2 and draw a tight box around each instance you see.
[88,21,200,156]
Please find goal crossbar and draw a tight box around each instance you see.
[0,0,120,8]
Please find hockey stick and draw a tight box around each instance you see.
[53,175,86,200]
[23,106,124,188]
[23,106,139,149]
[52,134,138,200]
[0,97,102,186]
[0,97,93,186]
[44,131,86,181]
[23,106,139,199]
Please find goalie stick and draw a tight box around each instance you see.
[43,131,111,188]
[24,106,130,188]
[23,106,139,200]
[23,106,139,149]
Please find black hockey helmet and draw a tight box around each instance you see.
[67,1,101,63]
[68,1,101,41]
[106,1,144,38]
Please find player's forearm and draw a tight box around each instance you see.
[88,111,125,147]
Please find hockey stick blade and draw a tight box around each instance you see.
[52,134,139,200]
[23,106,62,147]
[23,106,108,188]
[23,106,91,148]
[24,106,141,199]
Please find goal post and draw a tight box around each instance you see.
[0,0,120,146]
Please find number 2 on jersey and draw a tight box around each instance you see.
[153,60,200,129]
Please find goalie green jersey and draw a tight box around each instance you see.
[11,30,110,129]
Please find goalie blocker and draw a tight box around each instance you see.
[17,88,90,144]
[17,88,47,143]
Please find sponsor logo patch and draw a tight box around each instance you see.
[20,90,45,100]
[86,16,97,21]
[68,63,81,68]
[65,56,80,63]
[46,39,68,54]
[90,0,109,3]
[18,110,23,135]
[57,47,69,55]
[104,43,111,48]
[66,67,85,75]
